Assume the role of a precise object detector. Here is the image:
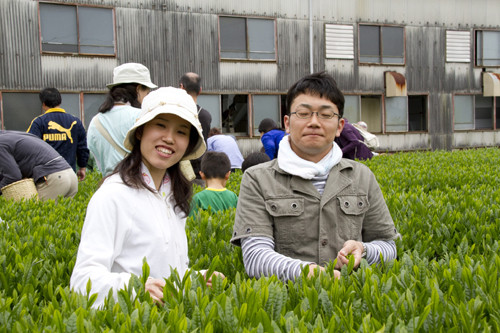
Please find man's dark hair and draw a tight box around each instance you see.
[258,118,279,134]
[179,72,201,96]
[241,152,270,173]
[286,71,345,117]
[201,151,231,179]
[39,88,62,108]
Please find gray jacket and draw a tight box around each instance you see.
[0,131,71,191]
[231,158,399,266]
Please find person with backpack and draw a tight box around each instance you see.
[334,118,374,160]
[87,63,157,176]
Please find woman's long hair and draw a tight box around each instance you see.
[99,83,142,113]
[112,124,199,216]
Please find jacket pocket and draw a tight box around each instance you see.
[338,195,370,215]
[337,195,369,240]
[265,197,305,247]
[265,197,304,217]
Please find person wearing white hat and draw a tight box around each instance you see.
[87,63,157,176]
[71,87,224,308]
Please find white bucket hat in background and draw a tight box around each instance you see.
[124,87,206,161]
[107,63,158,89]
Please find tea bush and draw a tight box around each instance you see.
[0,148,498,331]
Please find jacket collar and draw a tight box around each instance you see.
[271,158,354,200]
[45,108,66,114]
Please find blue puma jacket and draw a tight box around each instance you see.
[27,108,89,170]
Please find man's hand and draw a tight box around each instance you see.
[204,271,225,287]
[77,167,86,181]
[307,264,341,279]
[335,240,364,270]
[145,277,166,304]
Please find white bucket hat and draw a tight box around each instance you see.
[124,87,206,161]
[107,63,158,89]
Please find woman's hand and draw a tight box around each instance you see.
[308,264,341,279]
[145,277,166,304]
[204,271,225,287]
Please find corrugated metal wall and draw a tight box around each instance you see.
[1,0,500,150]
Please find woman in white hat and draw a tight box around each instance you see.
[87,63,157,176]
[71,87,223,308]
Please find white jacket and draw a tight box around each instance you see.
[70,164,189,308]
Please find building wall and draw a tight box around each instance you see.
[1,0,499,152]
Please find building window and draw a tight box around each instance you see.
[200,94,286,136]
[39,3,115,55]
[197,95,221,130]
[359,25,404,65]
[60,93,81,119]
[343,95,361,123]
[360,96,382,133]
[454,95,474,130]
[385,97,408,132]
[408,95,428,131]
[83,94,107,128]
[497,99,500,128]
[382,95,429,133]
[476,30,500,67]
[1,93,41,131]
[221,94,248,135]
[252,95,284,136]
[454,95,497,130]
[474,96,494,129]
[219,17,276,61]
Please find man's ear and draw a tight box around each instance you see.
[336,118,345,137]
[224,171,231,180]
[284,115,291,134]
[199,171,207,180]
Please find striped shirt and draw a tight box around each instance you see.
[240,174,397,281]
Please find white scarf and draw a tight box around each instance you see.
[277,136,343,179]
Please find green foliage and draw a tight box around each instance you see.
[0,148,499,331]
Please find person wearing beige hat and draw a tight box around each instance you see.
[87,63,157,176]
[71,87,224,308]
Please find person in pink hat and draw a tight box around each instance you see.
[87,63,157,176]
[71,87,224,308]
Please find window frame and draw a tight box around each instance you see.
[218,15,277,62]
[358,24,406,66]
[407,95,428,132]
[38,2,116,57]
[453,94,498,130]
[475,29,500,67]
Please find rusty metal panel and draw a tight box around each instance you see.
[385,71,407,97]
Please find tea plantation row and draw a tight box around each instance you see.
[0,148,498,332]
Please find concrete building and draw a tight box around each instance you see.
[1,0,499,155]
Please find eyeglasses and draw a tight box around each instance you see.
[290,110,341,120]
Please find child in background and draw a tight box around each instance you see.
[241,152,270,173]
[190,151,238,216]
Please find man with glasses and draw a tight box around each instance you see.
[231,72,399,281]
